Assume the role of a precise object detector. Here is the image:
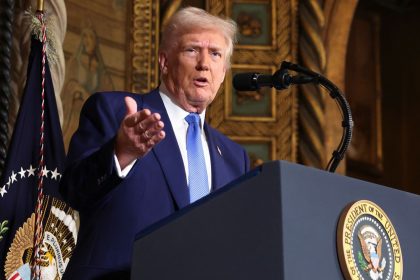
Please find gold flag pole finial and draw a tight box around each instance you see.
[37,0,44,12]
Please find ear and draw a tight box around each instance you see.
[158,52,168,74]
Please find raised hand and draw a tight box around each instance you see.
[115,96,166,169]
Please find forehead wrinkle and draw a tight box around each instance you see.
[184,40,223,49]
[182,42,225,58]
[182,31,226,47]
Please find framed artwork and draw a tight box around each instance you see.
[231,136,276,169]
[225,64,277,121]
[228,0,276,49]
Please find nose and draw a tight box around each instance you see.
[196,52,209,71]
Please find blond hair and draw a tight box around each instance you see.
[159,7,237,68]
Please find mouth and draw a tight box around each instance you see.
[193,77,209,87]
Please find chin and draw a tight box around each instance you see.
[183,100,206,112]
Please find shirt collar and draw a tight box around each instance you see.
[159,83,206,129]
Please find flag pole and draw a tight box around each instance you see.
[32,2,46,278]
[37,0,44,12]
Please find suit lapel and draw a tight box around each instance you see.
[141,90,190,209]
[204,124,225,191]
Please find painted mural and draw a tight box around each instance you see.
[61,0,128,150]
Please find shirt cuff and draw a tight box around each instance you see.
[114,154,137,178]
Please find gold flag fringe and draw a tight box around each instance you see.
[24,8,59,66]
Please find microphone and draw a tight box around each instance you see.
[233,61,353,173]
[233,69,314,91]
[232,73,274,91]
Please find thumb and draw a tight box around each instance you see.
[123,96,139,127]
[124,96,138,117]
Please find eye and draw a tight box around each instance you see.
[184,47,197,53]
[183,47,198,57]
[211,51,222,58]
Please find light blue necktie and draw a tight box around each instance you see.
[185,113,209,203]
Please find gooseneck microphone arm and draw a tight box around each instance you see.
[233,61,353,173]
[281,61,353,172]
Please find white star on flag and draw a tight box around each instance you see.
[27,165,36,176]
[10,171,17,183]
[50,168,61,180]
[41,166,50,178]
[0,186,7,197]
[18,167,26,178]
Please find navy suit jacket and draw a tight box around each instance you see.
[60,89,250,279]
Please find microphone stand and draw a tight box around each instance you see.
[272,61,354,173]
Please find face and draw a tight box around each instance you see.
[159,29,228,113]
[82,29,96,55]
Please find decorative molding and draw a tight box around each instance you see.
[129,0,160,93]
[298,0,327,169]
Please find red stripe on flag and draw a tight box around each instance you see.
[8,271,22,280]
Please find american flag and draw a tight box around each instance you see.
[0,34,77,280]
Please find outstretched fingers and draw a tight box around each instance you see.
[116,97,166,169]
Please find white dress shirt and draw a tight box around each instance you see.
[114,85,212,191]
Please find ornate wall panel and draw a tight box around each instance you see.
[129,0,160,93]
[207,0,299,166]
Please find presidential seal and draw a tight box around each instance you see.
[4,196,78,280]
[337,200,403,280]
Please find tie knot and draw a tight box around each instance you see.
[185,113,200,125]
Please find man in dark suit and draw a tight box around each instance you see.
[60,7,249,279]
